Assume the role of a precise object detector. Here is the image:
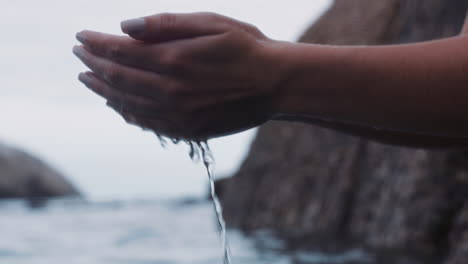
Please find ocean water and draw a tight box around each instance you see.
[0,199,372,264]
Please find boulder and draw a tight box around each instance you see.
[0,142,79,200]
[217,1,468,263]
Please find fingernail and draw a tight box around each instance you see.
[121,18,146,34]
[78,72,93,86]
[72,45,84,58]
[76,31,87,44]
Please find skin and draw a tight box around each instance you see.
[74,12,468,147]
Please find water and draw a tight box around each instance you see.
[148,137,231,264]
[0,198,372,264]
[195,142,231,264]
[0,198,260,264]
[61,132,372,264]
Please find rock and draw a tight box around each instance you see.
[218,1,468,263]
[0,142,80,200]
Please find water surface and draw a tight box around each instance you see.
[0,199,371,264]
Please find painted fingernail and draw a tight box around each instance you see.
[78,72,93,86]
[76,31,87,44]
[121,18,146,34]
[72,45,84,58]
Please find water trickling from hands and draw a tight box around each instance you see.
[157,135,232,264]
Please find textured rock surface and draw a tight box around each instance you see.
[0,142,79,199]
[218,0,468,263]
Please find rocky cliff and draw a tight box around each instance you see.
[0,142,79,201]
[218,1,468,263]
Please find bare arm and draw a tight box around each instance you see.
[270,19,468,146]
[260,13,468,148]
[74,13,468,147]
[269,15,468,148]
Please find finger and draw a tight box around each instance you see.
[106,100,173,126]
[107,103,148,128]
[108,103,157,132]
[78,71,159,113]
[107,101,181,139]
[133,115,182,140]
[105,99,169,119]
[73,45,169,99]
[76,30,156,71]
[75,30,199,75]
[121,12,228,42]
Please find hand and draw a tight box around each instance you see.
[73,12,283,140]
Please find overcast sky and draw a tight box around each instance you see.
[0,0,331,201]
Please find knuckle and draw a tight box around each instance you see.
[201,12,221,21]
[156,13,177,32]
[105,63,123,83]
[159,50,185,74]
[107,43,124,59]
[244,23,262,36]
[159,50,177,66]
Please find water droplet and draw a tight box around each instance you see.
[155,134,168,148]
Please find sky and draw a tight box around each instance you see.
[0,0,331,201]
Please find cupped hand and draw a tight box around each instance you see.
[74,12,284,141]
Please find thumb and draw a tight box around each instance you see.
[121,12,227,42]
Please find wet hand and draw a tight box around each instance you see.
[74,12,283,140]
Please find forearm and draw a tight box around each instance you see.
[279,117,468,149]
[271,35,468,138]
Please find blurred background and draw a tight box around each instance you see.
[0,0,330,201]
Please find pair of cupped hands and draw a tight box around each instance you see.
[74,12,283,141]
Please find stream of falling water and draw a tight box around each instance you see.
[194,141,232,264]
[157,135,232,264]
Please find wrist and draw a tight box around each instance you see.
[267,42,360,122]
[260,40,304,119]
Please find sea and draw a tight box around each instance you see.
[0,198,373,264]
